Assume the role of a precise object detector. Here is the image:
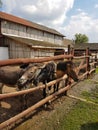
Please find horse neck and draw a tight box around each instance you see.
[19,69,26,77]
[49,62,57,79]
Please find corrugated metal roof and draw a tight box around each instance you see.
[74,43,98,50]
[0,11,64,37]
[4,34,66,49]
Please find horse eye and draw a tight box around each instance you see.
[43,69,47,72]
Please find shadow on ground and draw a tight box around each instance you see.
[81,122,98,130]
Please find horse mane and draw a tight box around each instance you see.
[57,60,73,72]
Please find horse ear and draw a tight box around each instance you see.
[20,63,29,69]
[66,61,73,67]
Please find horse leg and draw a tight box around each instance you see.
[55,82,59,92]
[18,94,28,111]
[47,79,52,95]
[43,87,47,98]
[19,95,23,111]
[43,82,52,108]
[53,83,57,92]
[17,86,26,110]
[48,85,51,90]
[23,94,28,110]
[43,80,48,98]
[0,83,3,94]
[64,77,69,95]
[43,86,49,108]
[0,83,3,107]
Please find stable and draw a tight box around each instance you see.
[0,11,66,59]
[74,43,98,58]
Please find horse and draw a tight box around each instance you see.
[16,63,44,109]
[0,63,42,109]
[0,64,27,93]
[17,63,43,89]
[33,61,56,98]
[33,61,79,98]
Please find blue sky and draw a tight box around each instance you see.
[0,0,98,42]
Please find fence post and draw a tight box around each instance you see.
[86,47,90,78]
[71,47,74,56]
[68,45,71,55]
[64,45,73,96]
[94,54,97,68]
[68,44,73,61]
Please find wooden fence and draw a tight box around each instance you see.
[0,47,97,129]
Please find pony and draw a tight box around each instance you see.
[0,64,27,93]
[33,61,78,98]
[17,63,43,89]
[0,63,42,109]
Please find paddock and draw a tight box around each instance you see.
[0,47,97,130]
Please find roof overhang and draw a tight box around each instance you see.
[2,33,66,50]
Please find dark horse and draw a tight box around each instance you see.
[33,61,78,98]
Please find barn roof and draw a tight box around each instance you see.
[0,11,64,37]
[74,43,98,50]
[5,34,66,50]
[63,38,74,47]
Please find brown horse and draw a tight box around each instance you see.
[33,61,78,98]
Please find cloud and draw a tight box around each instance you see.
[95,4,98,8]
[1,0,74,27]
[76,8,83,12]
[1,0,98,42]
[1,0,16,12]
[60,11,98,42]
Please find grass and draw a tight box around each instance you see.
[57,101,98,130]
[95,67,98,73]
[82,88,98,104]
[40,86,98,130]
[56,86,98,130]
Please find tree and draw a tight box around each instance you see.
[74,33,89,44]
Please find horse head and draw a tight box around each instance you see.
[33,62,56,86]
[65,61,78,82]
[56,61,78,82]
[17,63,42,90]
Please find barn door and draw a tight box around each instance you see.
[0,47,9,60]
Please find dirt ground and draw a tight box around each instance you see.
[0,73,98,130]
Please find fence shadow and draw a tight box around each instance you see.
[81,122,98,130]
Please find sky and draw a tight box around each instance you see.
[0,0,98,43]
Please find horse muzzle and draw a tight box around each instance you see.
[17,78,27,87]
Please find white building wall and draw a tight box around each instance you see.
[0,47,9,60]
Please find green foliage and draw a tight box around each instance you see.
[74,33,89,44]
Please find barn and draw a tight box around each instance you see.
[0,11,66,59]
[74,43,98,57]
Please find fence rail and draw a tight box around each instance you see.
[0,46,97,129]
[0,54,73,66]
